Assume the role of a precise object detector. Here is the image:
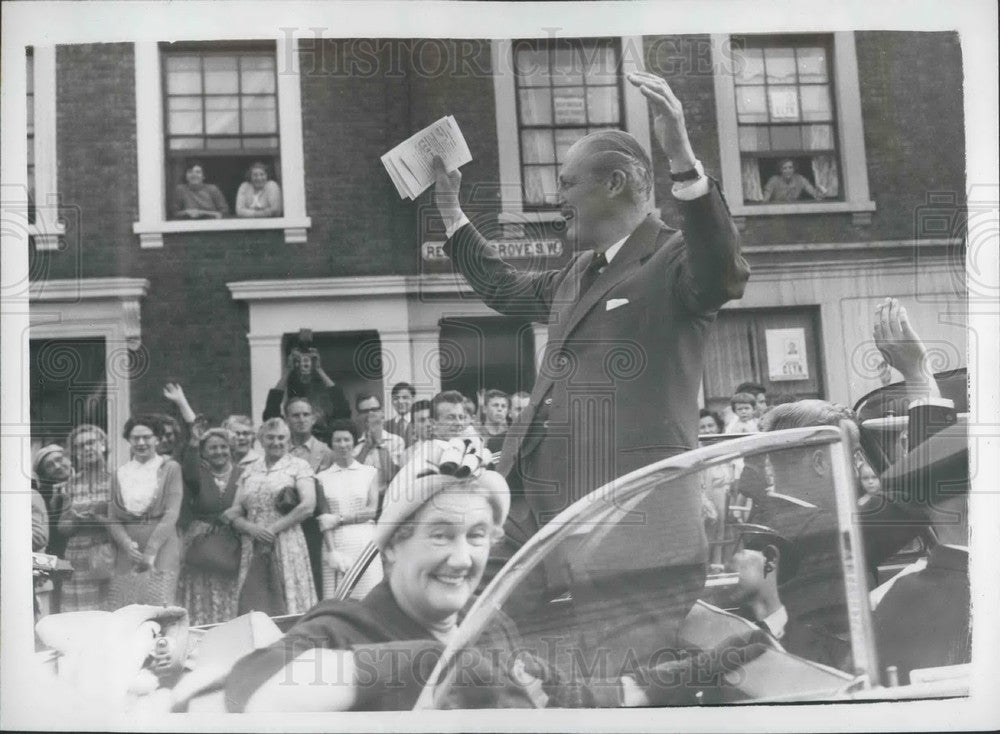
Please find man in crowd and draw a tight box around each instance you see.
[432,70,747,584]
[285,397,334,472]
[398,390,474,470]
[352,393,405,505]
[509,391,531,424]
[726,523,846,668]
[480,389,510,453]
[285,397,335,593]
[408,399,433,445]
[864,297,969,682]
[386,382,417,446]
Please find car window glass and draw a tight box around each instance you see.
[427,435,865,709]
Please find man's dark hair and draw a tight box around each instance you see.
[354,392,382,410]
[410,399,431,420]
[391,382,416,398]
[328,418,359,444]
[431,390,467,419]
[484,389,510,406]
[284,396,314,413]
[735,381,766,397]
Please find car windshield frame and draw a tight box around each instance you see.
[412,425,882,709]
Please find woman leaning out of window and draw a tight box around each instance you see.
[235,161,283,218]
[172,160,229,219]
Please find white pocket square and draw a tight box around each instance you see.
[605,298,630,311]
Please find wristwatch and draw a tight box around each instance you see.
[670,159,704,183]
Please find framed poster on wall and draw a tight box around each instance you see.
[766,327,809,381]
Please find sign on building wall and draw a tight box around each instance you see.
[422,240,564,260]
[768,87,800,120]
[766,327,809,381]
[553,95,587,124]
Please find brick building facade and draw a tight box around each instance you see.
[26,31,968,461]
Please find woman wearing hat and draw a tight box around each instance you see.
[225,439,519,711]
[224,439,768,711]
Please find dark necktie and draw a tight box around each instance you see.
[578,251,607,299]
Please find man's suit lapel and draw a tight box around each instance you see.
[551,214,664,354]
[499,214,667,477]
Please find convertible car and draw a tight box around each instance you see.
[34,418,970,714]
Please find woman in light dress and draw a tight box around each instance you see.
[315,419,383,599]
[225,418,317,614]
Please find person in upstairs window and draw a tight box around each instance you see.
[762,158,824,203]
[172,161,229,219]
[235,160,283,218]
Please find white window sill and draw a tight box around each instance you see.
[29,222,67,252]
[729,200,877,226]
[132,216,311,249]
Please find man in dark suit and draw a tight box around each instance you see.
[865,297,970,683]
[385,382,416,447]
[433,71,749,585]
[726,523,848,670]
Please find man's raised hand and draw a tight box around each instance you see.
[432,156,463,231]
[627,71,697,170]
[873,298,927,383]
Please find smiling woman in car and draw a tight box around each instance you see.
[225,440,517,711]
[224,439,771,712]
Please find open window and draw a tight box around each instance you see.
[161,43,282,219]
[711,33,876,223]
[133,37,310,248]
[490,36,652,225]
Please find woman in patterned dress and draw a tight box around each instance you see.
[225,418,317,614]
[176,428,243,625]
[315,419,383,600]
[57,425,115,612]
[106,415,184,609]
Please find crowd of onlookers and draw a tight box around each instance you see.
[29,298,969,705]
[30,344,533,627]
[26,355,895,629]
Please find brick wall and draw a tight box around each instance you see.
[37,39,502,424]
[33,33,966,425]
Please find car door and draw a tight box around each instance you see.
[412,426,882,709]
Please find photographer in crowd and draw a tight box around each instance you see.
[264,330,350,445]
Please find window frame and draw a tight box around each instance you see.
[133,38,310,248]
[160,41,282,218]
[26,45,65,251]
[511,37,626,212]
[711,32,876,224]
[491,36,653,225]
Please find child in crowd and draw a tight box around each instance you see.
[726,392,759,434]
